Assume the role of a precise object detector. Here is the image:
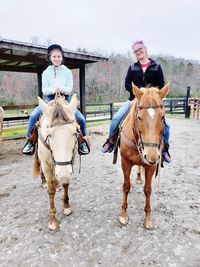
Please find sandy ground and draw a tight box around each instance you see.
[0,118,200,267]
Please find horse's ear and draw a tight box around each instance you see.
[38,97,50,117]
[158,83,170,99]
[132,82,143,100]
[68,94,78,114]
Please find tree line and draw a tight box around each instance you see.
[0,51,200,105]
[83,53,200,103]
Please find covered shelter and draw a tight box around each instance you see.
[0,38,108,115]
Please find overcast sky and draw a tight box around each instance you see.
[1,0,200,60]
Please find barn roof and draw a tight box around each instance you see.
[0,38,108,73]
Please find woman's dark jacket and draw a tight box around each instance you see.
[125,59,165,100]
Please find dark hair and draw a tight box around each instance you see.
[47,44,64,61]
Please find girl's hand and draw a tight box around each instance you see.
[52,87,61,94]
[60,88,64,94]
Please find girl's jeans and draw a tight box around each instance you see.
[108,100,170,147]
[25,95,87,138]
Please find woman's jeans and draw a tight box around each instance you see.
[25,95,87,138]
[108,100,170,147]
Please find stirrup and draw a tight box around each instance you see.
[102,140,114,153]
[78,139,90,155]
[21,140,35,155]
[77,133,90,155]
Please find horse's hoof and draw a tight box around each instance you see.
[119,215,129,225]
[144,216,154,230]
[63,207,72,216]
[48,221,59,231]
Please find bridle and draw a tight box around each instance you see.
[134,103,164,156]
[38,119,79,169]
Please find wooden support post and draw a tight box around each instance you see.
[185,86,191,118]
[37,72,42,98]
[79,65,86,117]
[0,106,4,142]
[110,103,114,120]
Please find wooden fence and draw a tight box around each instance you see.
[189,98,200,120]
[1,97,189,127]
[2,95,199,140]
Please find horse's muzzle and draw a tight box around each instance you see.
[143,153,161,166]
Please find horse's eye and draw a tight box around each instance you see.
[138,115,141,120]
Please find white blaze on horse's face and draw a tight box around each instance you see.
[48,124,77,183]
[147,108,155,119]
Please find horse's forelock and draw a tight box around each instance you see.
[50,103,70,125]
[139,87,161,108]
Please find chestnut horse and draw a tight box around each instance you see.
[33,94,78,230]
[119,83,170,229]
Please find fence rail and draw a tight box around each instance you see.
[2,97,192,130]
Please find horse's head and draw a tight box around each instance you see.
[38,94,78,183]
[132,83,170,166]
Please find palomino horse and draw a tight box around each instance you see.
[33,94,78,230]
[119,83,170,229]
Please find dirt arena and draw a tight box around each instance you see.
[0,118,200,267]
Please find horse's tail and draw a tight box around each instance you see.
[33,143,40,178]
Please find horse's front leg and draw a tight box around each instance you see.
[62,183,72,216]
[119,157,132,225]
[143,166,156,229]
[41,160,59,230]
[47,178,58,230]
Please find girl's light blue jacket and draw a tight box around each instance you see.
[42,65,73,96]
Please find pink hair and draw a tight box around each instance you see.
[132,40,145,49]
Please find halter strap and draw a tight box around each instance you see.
[52,157,73,166]
[49,120,74,128]
[141,141,161,148]
[137,104,164,109]
[135,102,164,150]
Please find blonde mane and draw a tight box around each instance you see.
[49,96,74,127]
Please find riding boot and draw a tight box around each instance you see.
[78,134,90,155]
[21,125,38,155]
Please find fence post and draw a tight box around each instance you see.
[185,86,191,118]
[110,103,114,120]
[0,107,4,142]
[170,100,173,113]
